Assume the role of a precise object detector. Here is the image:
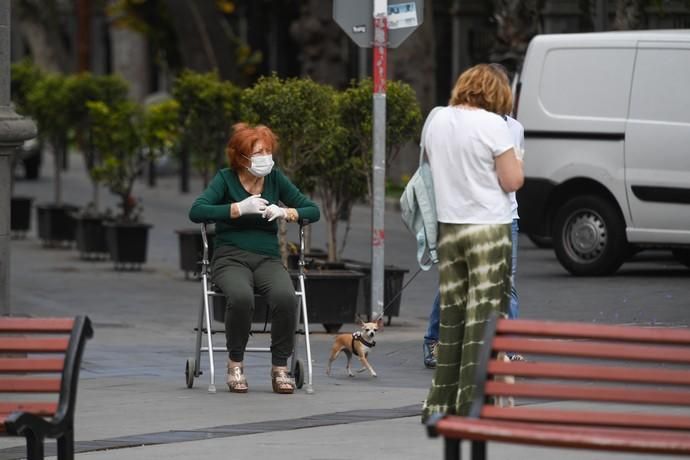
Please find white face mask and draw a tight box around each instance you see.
[244,154,274,177]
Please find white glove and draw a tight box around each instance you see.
[236,195,268,216]
[262,204,287,222]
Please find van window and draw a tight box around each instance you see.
[540,48,634,119]
[629,48,690,124]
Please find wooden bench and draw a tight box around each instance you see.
[427,315,690,459]
[0,316,93,460]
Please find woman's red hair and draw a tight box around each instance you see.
[226,123,279,170]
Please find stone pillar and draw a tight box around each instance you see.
[0,0,37,315]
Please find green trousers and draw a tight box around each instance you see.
[422,223,511,422]
[211,245,296,367]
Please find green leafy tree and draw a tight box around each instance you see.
[69,73,130,211]
[141,98,180,161]
[241,74,339,192]
[312,101,367,262]
[88,100,145,222]
[26,72,76,206]
[172,70,240,187]
[242,75,343,261]
[338,78,423,199]
[10,59,45,116]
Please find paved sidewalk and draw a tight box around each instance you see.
[2,155,680,459]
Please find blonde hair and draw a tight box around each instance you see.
[449,64,513,115]
[226,123,279,170]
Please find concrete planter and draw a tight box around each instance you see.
[10,196,33,238]
[36,203,79,247]
[104,221,152,270]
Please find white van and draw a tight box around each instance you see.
[515,30,690,275]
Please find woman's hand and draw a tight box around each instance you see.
[236,195,268,216]
[262,204,287,222]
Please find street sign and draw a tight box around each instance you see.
[333,0,424,48]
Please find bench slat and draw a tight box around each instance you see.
[485,381,690,406]
[0,402,57,417]
[434,417,690,455]
[0,358,65,373]
[480,406,690,431]
[487,360,690,386]
[0,378,61,393]
[0,337,69,353]
[493,337,690,364]
[496,319,690,345]
[0,318,75,333]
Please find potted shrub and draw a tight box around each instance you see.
[88,99,160,270]
[171,70,239,277]
[26,72,80,247]
[69,73,130,259]
[242,75,364,332]
[331,78,422,323]
[72,203,112,260]
[10,195,33,239]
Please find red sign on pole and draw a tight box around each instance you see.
[372,14,388,94]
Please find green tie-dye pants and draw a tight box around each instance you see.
[421,223,512,422]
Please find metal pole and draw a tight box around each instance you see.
[0,0,37,315]
[371,0,387,320]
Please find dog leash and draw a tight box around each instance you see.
[380,263,426,315]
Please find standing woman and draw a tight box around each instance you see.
[189,123,320,394]
[421,64,523,420]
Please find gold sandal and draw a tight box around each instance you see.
[227,363,248,393]
[271,367,295,394]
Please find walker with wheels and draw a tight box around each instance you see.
[184,221,314,394]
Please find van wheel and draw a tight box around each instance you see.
[552,196,628,276]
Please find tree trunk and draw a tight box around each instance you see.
[53,142,62,206]
[76,0,91,72]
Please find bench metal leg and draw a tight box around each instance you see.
[445,438,460,460]
[471,440,486,460]
[57,429,74,460]
[25,431,44,460]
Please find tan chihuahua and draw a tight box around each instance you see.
[326,317,383,378]
[494,352,515,408]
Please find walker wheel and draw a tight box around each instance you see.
[293,359,304,389]
[185,358,196,388]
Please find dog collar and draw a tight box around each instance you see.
[351,331,376,356]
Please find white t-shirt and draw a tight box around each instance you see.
[506,116,525,219]
[425,106,514,224]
